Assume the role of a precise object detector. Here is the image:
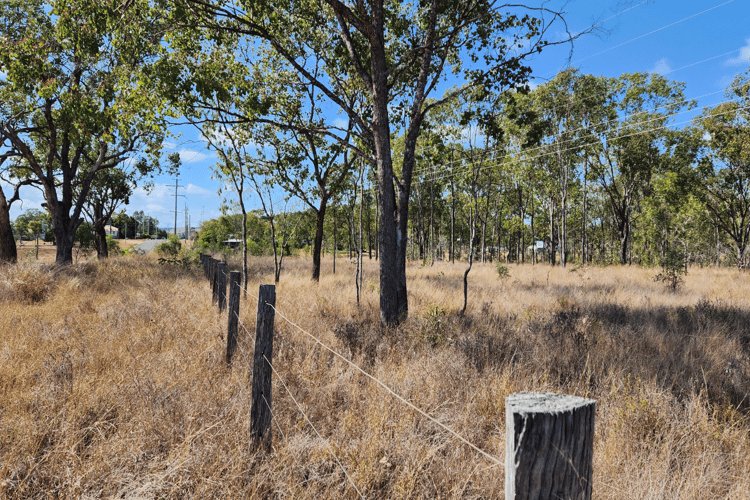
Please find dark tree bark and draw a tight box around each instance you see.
[0,188,18,264]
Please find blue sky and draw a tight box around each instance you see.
[7,0,750,228]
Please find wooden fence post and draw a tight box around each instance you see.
[505,392,595,500]
[250,284,276,452]
[226,271,241,364]
[218,262,227,312]
[211,259,219,305]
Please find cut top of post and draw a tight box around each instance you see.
[506,392,595,415]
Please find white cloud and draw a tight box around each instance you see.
[134,184,171,199]
[650,58,673,75]
[177,148,212,164]
[163,141,177,150]
[185,183,213,196]
[727,38,750,66]
[333,117,349,129]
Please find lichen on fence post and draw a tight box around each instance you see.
[505,392,596,500]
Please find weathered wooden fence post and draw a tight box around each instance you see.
[226,271,242,364]
[217,262,228,312]
[250,284,276,452]
[505,392,595,500]
[211,259,219,305]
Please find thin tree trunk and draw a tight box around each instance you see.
[311,197,328,281]
[450,173,455,264]
[461,203,476,316]
[583,157,588,264]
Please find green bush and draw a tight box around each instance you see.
[654,247,687,291]
[155,235,182,257]
[106,236,124,256]
[496,263,511,281]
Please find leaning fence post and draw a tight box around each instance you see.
[505,392,595,500]
[250,284,276,452]
[226,271,242,364]
[218,262,228,312]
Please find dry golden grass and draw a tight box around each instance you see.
[1,256,748,499]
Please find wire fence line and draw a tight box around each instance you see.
[222,269,501,472]
[214,266,365,494]
[201,255,597,499]
[264,353,366,500]
[211,262,505,470]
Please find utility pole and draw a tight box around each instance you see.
[184,203,189,242]
[171,176,185,237]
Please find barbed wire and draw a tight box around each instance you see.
[267,304,505,469]
[264,353,366,500]
[205,262,504,471]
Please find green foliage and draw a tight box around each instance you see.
[158,246,200,269]
[0,0,172,263]
[495,264,511,281]
[155,235,182,257]
[13,209,52,241]
[75,222,96,259]
[106,236,124,256]
[654,247,688,292]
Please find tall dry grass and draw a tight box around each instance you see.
[0,256,748,499]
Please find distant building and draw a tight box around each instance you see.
[223,239,243,249]
[104,225,119,239]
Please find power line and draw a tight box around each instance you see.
[568,0,738,67]
[411,94,745,180]
[425,103,750,185]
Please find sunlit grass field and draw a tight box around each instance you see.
[1,255,749,498]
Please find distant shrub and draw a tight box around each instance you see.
[654,247,687,291]
[106,236,124,256]
[155,235,181,257]
[496,263,511,281]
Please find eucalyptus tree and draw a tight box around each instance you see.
[0,0,172,264]
[588,72,693,265]
[529,69,615,266]
[696,71,750,268]
[162,0,585,325]
[80,169,133,259]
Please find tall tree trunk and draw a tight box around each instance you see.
[92,203,108,260]
[0,188,18,264]
[582,157,588,264]
[374,187,379,261]
[549,200,556,266]
[311,196,328,281]
[461,201,477,316]
[450,174,455,264]
[366,191,372,259]
[429,169,435,266]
